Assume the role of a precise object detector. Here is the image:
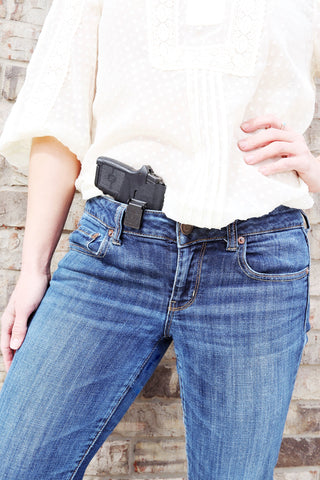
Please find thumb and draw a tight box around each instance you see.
[10,313,28,350]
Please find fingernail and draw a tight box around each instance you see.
[245,154,255,164]
[241,122,250,129]
[238,140,247,149]
[10,338,20,350]
[259,167,268,174]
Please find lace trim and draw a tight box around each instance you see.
[146,0,267,76]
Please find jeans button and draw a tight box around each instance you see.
[181,224,194,235]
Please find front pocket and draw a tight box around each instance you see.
[69,213,111,258]
[237,227,310,282]
[146,0,267,75]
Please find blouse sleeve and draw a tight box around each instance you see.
[0,0,102,175]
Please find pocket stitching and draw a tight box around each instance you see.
[237,232,309,282]
[69,223,110,258]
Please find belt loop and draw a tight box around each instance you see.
[111,204,127,246]
[226,220,238,251]
[300,209,310,232]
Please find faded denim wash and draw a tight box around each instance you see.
[0,195,311,479]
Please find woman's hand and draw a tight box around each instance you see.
[238,114,320,193]
[0,136,80,374]
[1,270,50,372]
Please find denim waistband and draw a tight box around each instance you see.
[84,195,309,247]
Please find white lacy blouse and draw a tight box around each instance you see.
[0,0,319,228]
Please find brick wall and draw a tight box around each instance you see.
[0,1,320,478]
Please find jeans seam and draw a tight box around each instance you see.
[174,347,190,480]
[169,242,207,312]
[302,228,311,333]
[123,225,304,248]
[238,224,303,237]
[69,245,106,258]
[68,337,164,480]
[84,211,113,229]
[122,230,176,242]
[237,236,309,282]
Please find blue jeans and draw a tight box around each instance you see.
[0,196,311,479]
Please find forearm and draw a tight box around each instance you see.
[21,136,81,276]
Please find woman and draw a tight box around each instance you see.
[0,0,319,478]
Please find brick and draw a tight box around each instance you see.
[84,477,128,480]
[277,437,320,467]
[284,401,320,435]
[85,440,130,476]
[0,268,19,309]
[0,1,7,19]
[310,224,320,260]
[292,366,320,400]
[113,400,184,437]
[0,368,6,385]
[0,5,320,480]
[0,21,42,62]
[0,185,84,231]
[64,193,86,232]
[84,478,186,480]
[50,232,70,272]
[301,331,320,365]
[162,341,177,363]
[274,470,318,480]
[0,227,23,270]
[310,296,320,330]
[2,64,26,101]
[305,195,320,226]
[9,0,50,25]
[133,438,187,474]
[0,352,5,373]
[50,250,66,273]
[139,363,180,399]
[310,260,320,297]
[0,96,14,129]
[0,372,6,391]
[0,157,28,187]
[309,117,320,157]
[0,186,27,226]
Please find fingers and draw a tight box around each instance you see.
[10,311,28,351]
[238,127,295,153]
[258,158,300,176]
[1,306,15,372]
[258,155,310,177]
[1,302,28,373]
[237,114,310,176]
[240,114,287,132]
[241,141,292,166]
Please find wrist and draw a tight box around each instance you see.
[20,259,51,278]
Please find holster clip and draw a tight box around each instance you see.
[123,198,147,229]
